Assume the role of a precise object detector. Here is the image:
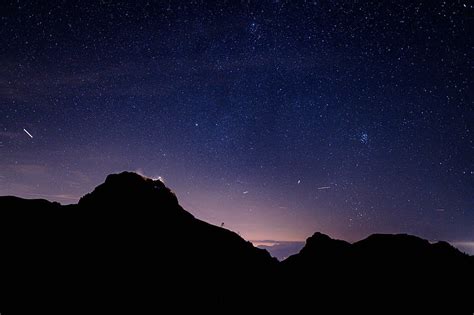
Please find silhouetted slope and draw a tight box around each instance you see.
[75,172,274,270]
[0,172,276,313]
[0,172,472,313]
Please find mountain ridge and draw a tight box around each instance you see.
[0,171,472,313]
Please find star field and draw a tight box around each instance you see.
[0,1,473,252]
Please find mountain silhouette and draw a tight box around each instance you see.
[0,172,472,313]
[0,172,276,312]
[282,232,474,313]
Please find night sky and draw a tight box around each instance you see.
[1,1,473,254]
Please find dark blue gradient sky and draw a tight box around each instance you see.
[1,1,473,251]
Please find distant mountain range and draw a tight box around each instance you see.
[1,172,472,313]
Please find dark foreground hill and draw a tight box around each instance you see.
[282,232,474,312]
[0,172,472,313]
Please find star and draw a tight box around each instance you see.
[1,0,471,257]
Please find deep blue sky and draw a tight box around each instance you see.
[1,0,473,253]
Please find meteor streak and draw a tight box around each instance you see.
[23,128,33,139]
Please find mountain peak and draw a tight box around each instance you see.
[307,231,333,242]
[289,232,351,260]
[304,232,350,248]
[77,171,185,215]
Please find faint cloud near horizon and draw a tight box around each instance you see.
[0,162,90,205]
[252,240,305,261]
[0,131,23,140]
[22,192,80,202]
[451,241,474,255]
